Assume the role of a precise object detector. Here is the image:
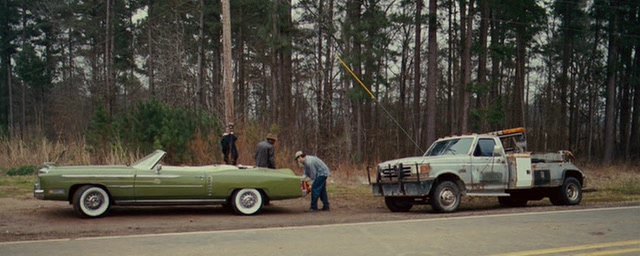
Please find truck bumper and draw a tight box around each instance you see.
[372,180,434,197]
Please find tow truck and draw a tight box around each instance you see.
[369,127,584,213]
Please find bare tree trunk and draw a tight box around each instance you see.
[237,26,246,122]
[7,64,11,137]
[221,0,235,125]
[618,45,632,160]
[280,0,293,143]
[490,12,502,130]
[478,0,489,131]
[399,29,409,154]
[197,0,206,109]
[270,3,279,126]
[105,0,112,116]
[630,44,640,159]
[447,0,456,134]
[459,0,473,133]
[344,0,361,162]
[603,3,619,165]
[316,0,325,153]
[514,30,526,127]
[147,0,155,98]
[413,0,423,153]
[425,0,438,145]
[322,0,335,149]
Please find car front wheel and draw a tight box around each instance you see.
[231,188,264,215]
[72,185,111,218]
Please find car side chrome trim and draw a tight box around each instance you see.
[62,175,134,178]
[134,185,204,188]
[114,199,226,205]
[135,175,180,178]
[108,185,134,188]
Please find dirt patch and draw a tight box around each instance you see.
[1,187,638,243]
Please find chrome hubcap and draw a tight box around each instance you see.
[240,191,257,208]
[84,192,104,210]
[440,188,456,207]
[567,184,578,200]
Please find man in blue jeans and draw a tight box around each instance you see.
[295,151,330,212]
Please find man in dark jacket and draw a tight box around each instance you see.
[220,123,238,165]
[255,133,277,168]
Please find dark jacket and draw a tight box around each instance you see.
[255,140,275,168]
[221,133,238,165]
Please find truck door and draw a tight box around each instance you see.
[470,138,508,192]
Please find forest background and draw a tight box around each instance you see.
[0,0,639,171]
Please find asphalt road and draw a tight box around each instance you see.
[1,206,639,256]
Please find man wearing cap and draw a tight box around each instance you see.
[295,151,331,212]
[220,123,238,165]
[255,133,277,169]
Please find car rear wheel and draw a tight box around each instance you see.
[72,185,111,218]
[384,197,413,212]
[430,181,461,213]
[231,188,264,215]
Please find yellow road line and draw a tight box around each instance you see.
[577,248,640,256]
[493,240,640,256]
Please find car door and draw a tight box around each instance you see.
[133,165,207,201]
[470,138,508,192]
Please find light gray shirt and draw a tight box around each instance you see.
[303,155,331,180]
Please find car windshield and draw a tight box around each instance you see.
[424,138,474,156]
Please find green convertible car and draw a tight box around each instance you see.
[34,150,304,218]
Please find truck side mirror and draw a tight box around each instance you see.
[493,145,504,157]
[154,164,162,174]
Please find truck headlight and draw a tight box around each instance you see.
[419,164,431,176]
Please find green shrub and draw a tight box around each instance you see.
[6,166,37,176]
[87,101,221,164]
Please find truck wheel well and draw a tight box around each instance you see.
[564,170,584,185]
[435,173,465,192]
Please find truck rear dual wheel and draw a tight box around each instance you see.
[549,177,582,206]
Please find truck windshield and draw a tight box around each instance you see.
[424,138,474,156]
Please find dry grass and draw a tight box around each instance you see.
[1,137,639,205]
[0,137,141,169]
[580,164,640,203]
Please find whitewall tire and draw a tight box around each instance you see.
[73,185,111,218]
[231,188,264,215]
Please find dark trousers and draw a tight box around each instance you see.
[311,175,329,210]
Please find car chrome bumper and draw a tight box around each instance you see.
[34,189,45,199]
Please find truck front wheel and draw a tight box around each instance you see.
[549,177,582,206]
[384,197,413,212]
[430,181,461,213]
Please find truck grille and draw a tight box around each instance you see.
[379,165,412,180]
